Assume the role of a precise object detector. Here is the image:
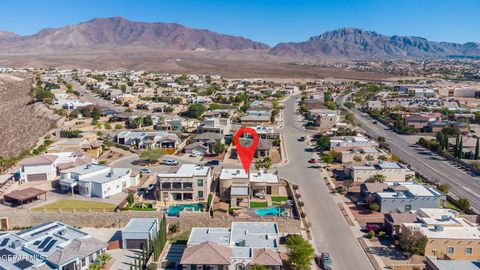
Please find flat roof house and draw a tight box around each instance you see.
[219,169,280,208]
[122,218,159,250]
[157,164,212,203]
[0,221,106,270]
[362,182,445,213]
[330,135,379,151]
[115,131,180,150]
[59,164,139,198]
[347,161,414,182]
[19,155,59,183]
[180,222,283,270]
[403,208,480,260]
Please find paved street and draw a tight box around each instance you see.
[338,94,480,212]
[278,95,373,270]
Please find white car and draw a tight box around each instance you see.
[162,159,179,166]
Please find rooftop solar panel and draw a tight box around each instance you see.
[13,259,34,270]
[43,239,57,253]
[0,248,14,257]
[38,236,52,249]
[0,238,9,247]
[33,240,41,246]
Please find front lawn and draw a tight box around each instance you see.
[250,201,268,208]
[128,203,157,211]
[32,200,117,212]
[271,196,289,205]
[169,230,191,244]
[443,200,463,213]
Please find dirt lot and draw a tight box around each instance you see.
[0,74,62,156]
[0,51,396,81]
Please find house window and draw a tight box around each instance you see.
[404,205,411,211]
[198,191,204,198]
[236,264,244,270]
[465,247,473,255]
[197,179,204,187]
[81,258,86,267]
[218,266,224,270]
[447,247,455,254]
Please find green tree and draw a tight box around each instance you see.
[437,184,449,194]
[316,136,331,152]
[213,139,225,154]
[377,136,386,143]
[458,198,470,210]
[185,104,207,119]
[370,174,386,183]
[286,235,315,270]
[353,155,362,162]
[399,228,428,255]
[140,149,167,163]
[369,202,380,211]
[255,157,272,171]
[343,101,355,109]
[250,265,270,270]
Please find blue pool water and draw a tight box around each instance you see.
[167,204,204,216]
[255,206,287,216]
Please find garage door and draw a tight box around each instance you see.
[125,239,146,249]
[27,173,47,181]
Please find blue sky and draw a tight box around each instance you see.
[1,0,479,46]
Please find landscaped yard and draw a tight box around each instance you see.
[127,203,157,211]
[271,196,289,205]
[250,201,268,208]
[169,230,191,244]
[443,199,463,213]
[32,200,117,212]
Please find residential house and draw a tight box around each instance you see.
[330,136,379,151]
[404,114,436,132]
[180,222,283,270]
[219,169,280,207]
[59,164,139,198]
[310,109,341,130]
[384,212,418,236]
[361,182,445,213]
[339,148,390,164]
[115,131,179,150]
[48,138,103,158]
[0,221,106,270]
[403,208,480,260]
[197,117,232,135]
[347,161,414,182]
[425,256,480,270]
[157,164,212,203]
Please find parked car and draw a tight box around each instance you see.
[139,168,152,174]
[372,120,378,124]
[206,160,220,166]
[308,158,316,164]
[298,136,306,142]
[161,159,179,166]
[147,184,156,191]
[190,152,199,157]
[320,252,333,270]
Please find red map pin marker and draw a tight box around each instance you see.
[234,127,259,174]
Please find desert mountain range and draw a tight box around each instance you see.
[0,17,479,59]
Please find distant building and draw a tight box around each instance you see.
[115,131,179,150]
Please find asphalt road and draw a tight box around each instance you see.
[337,94,480,212]
[278,95,373,270]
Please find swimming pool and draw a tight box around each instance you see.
[255,206,287,216]
[167,204,204,216]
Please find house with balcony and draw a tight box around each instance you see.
[59,164,138,198]
[157,164,212,203]
[219,169,280,208]
[197,117,232,134]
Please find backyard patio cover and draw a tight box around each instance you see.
[3,187,47,204]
